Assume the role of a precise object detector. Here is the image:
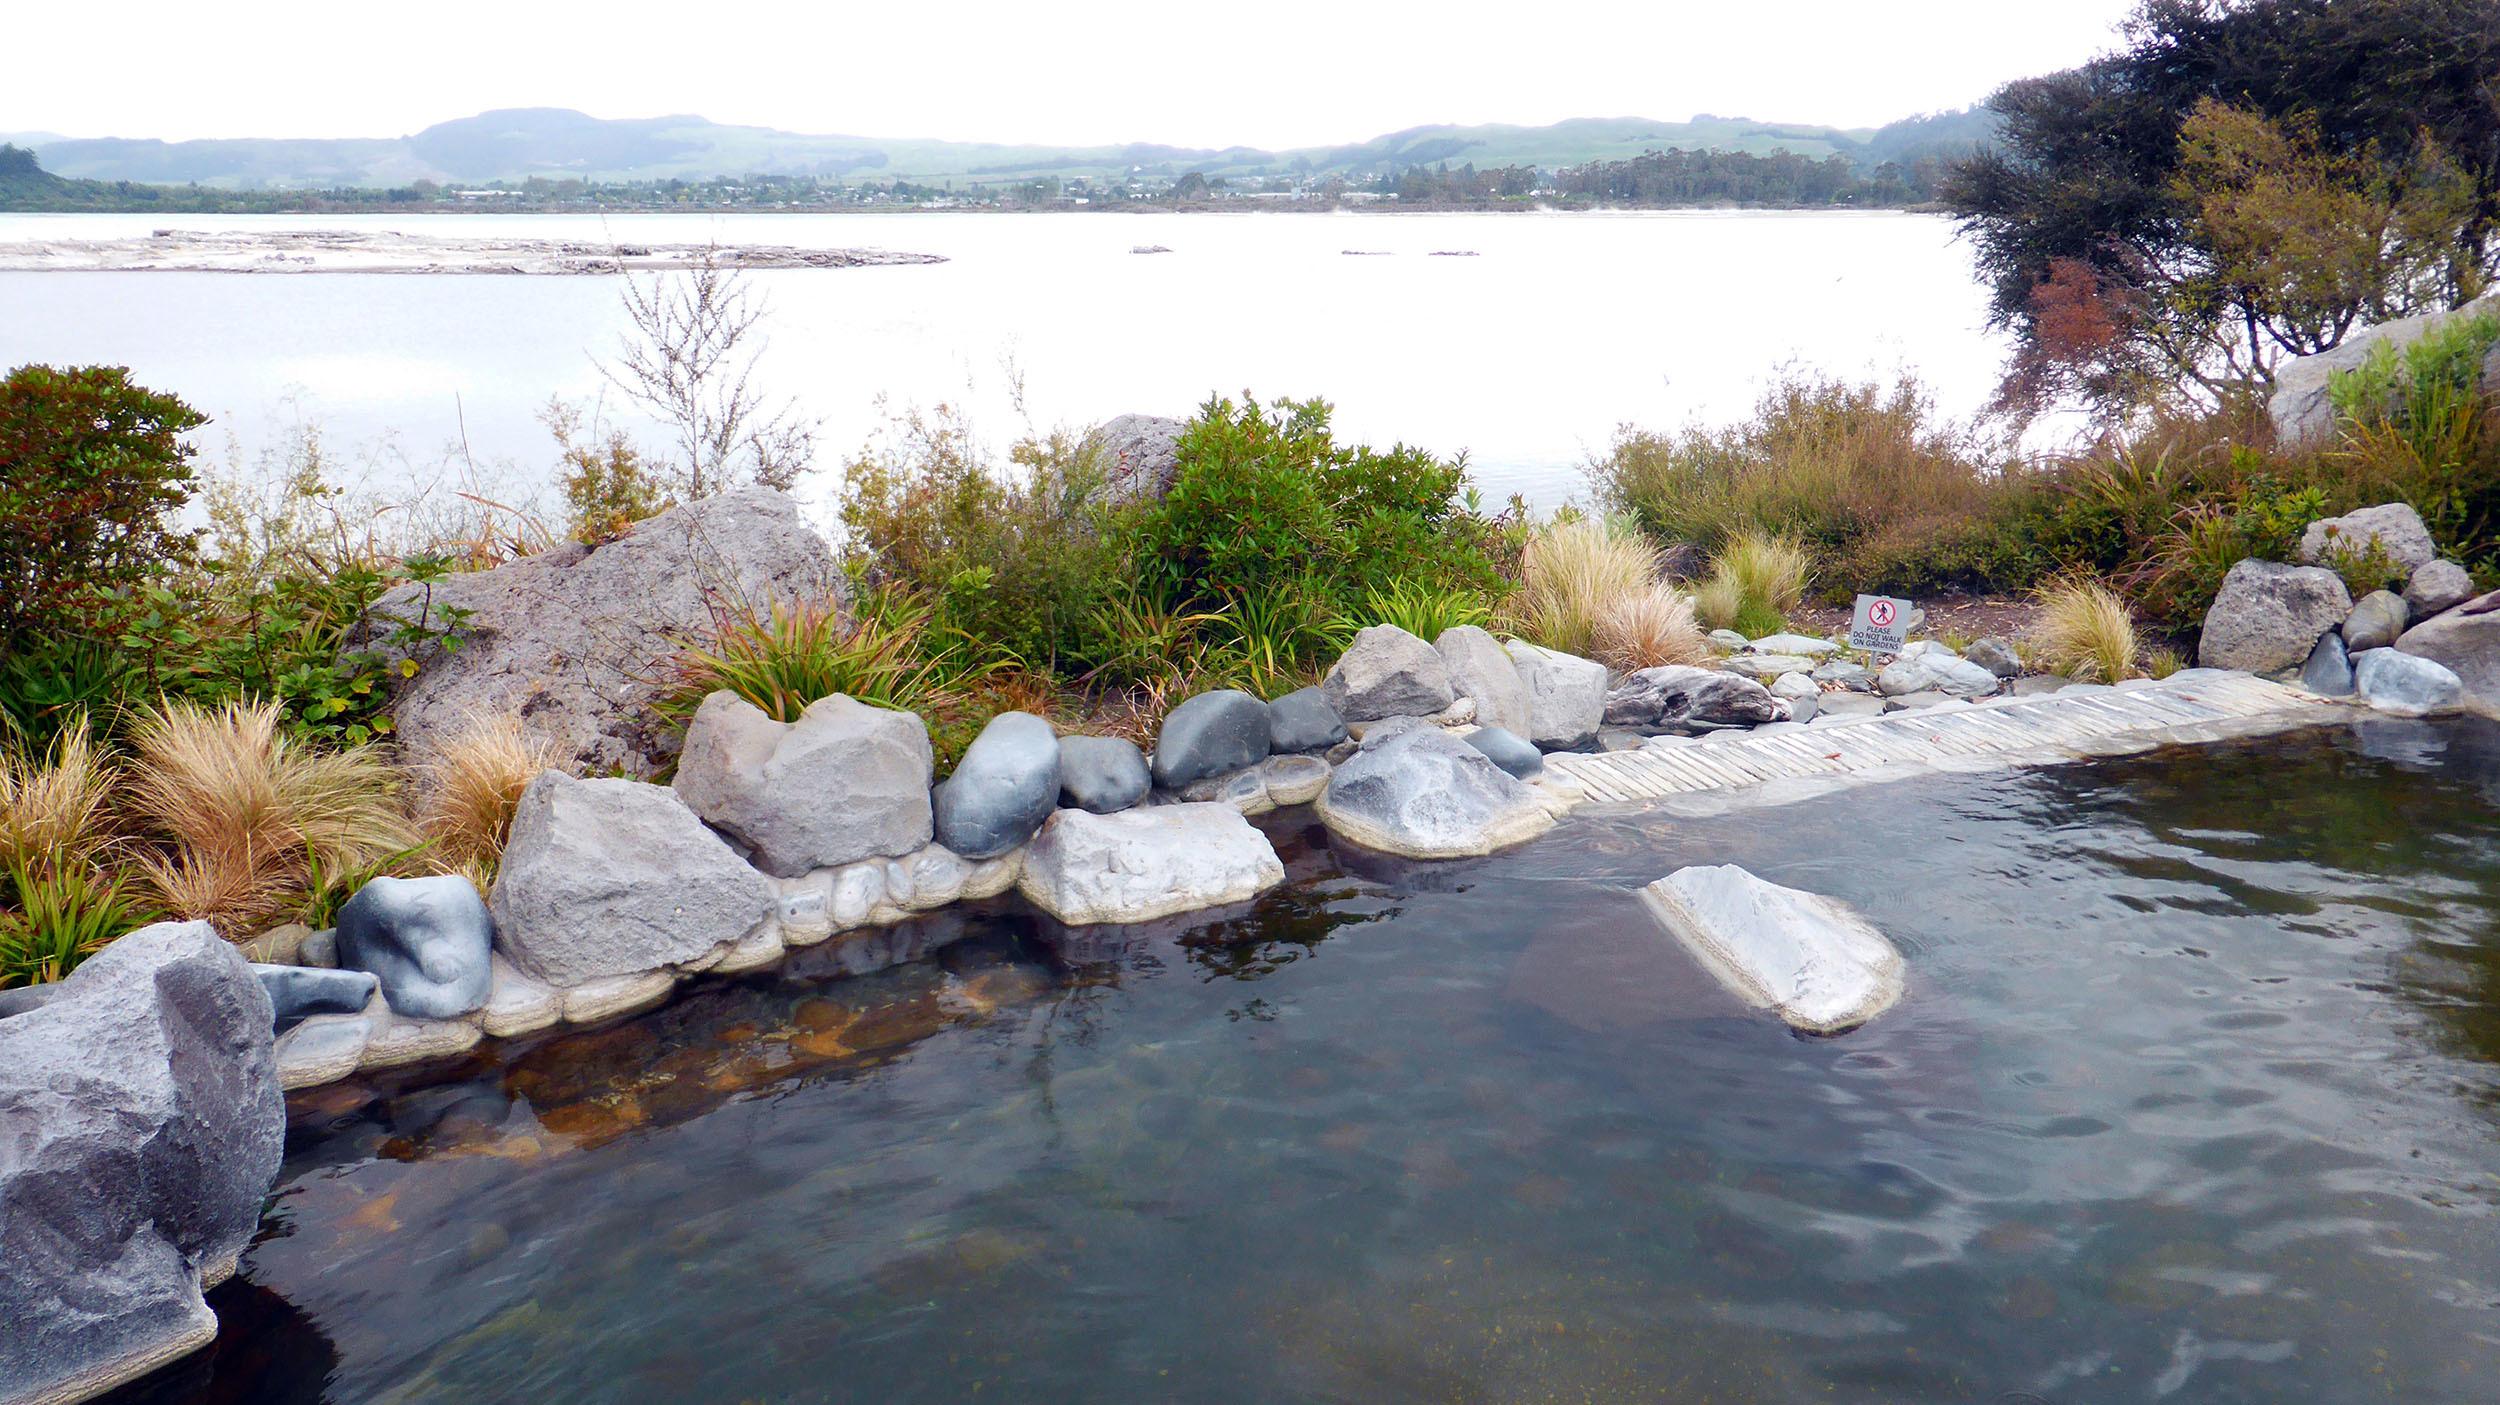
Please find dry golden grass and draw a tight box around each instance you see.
[1594,585,1709,670]
[1692,531,1811,634]
[1510,518,1660,658]
[125,699,414,935]
[0,722,115,871]
[2032,577,2143,683]
[416,712,561,874]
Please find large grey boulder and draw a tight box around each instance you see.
[1604,665,1782,732]
[1637,865,1905,1034]
[1718,653,1819,682]
[1016,804,1285,924]
[1058,734,1152,814]
[1434,626,1531,735]
[1504,641,1607,751]
[2354,648,2465,717]
[2298,503,2437,576]
[0,923,285,1405]
[933,712,1061,860]
[1316,727,1553,860]
[1876,653,2001,700]
[1085,414,1186,505]
[1324,624,1455,721]
[2198,559,2353,674]
[1747,632,1838,658]
[1966,637,2023,679]
[2406,560,2476,617]
[359,488,842,778]
[335,873,494,1019]
[1152,690,1271,789]
[2396,591,2500,706]
[2341,590,2410,653]
[2269,293,2500,444]
[673,691,932,877]
[1266,686,1347,754]
[491,772,772,987]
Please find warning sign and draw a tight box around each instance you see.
[1849,594,1913,653]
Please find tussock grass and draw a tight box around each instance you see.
[1594,585,1709,670]
[417,712,560,877]
[125,699,413,935]
[0,722,114,871]
[1692,531,1809,636]
[2032,577,2143,683]
[1511,518,1660,658]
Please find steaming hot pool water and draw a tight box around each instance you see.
[93,717,2500,1403]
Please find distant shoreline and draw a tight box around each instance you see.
[0,229,950,274]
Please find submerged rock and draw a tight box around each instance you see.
[1638,865,1905,1034]
[2354,647,2465,717]
[1058,734,1152,814]
[934,712,1061,859]
[492,772,773,987]
[1152,690,1271,789]
[0,923,285,1404]
[2198,559,2352,674]
[1324,624,1455,721]
[1266,686,1348,754]
[358,488,841,777]
[672,691,933,877]
[1017,803,1286,925]
[1435,625,1532,736]
[1316,727,1553,859]
[1505,641,1607,751]
[335,873,494,1020]
[1605,665,1782,732]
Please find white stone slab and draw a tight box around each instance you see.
[1638,865,1904,1034]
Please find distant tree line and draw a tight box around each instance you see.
[1379,148,1956,210]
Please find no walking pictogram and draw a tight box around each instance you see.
[1849,594,1913,653]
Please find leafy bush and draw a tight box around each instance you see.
[546,398,671,545]
[1346,579,1491,641]
[0,365,205,644]
[659,594,990,738]
[1,861,151,988]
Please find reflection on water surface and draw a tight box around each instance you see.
[117,721,2500,1404]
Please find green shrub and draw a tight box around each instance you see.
[0,365,205,645]
[0,859,152,988]
[1692,531,1809,636]
[1345,579,1491,641]
[657,592,992,743]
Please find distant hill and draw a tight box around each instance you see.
[24,107,1997,191]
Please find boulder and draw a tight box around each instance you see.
[2298,502,2437,576]
[2341,590,2410,653]
[672,691,933,877]
[1323,624,1455,721]
[1816,692,1887,719]
[334,873,494,1020]
[2269,293,2500,443]
[1637,865,1905,1034]
[1434,626,1532,736]
[1811,659,1876,692]
[1747,632,1838,657]
[1706,629,1750,652]
[933,712,1062,860]
[1604,666,1781,732]
[1965,637,2022,679]
[1463,725,1545,778]
[2395,590,2500,706]
[491,772,773,987]
[357,488,842,777]
[2300,632,2355,697]
[1503,641,1608,751]
[1354,714,1434,749]
[1058,735,1152,814]
[1085,414,1186,505]
[1876,653,2001,699]
[2406,560,2476,617]
[251,964,377,1033]
[1151,690,1272,789]
[1178,765,1272,815]
[2354,647,2465,717]
[1260,753,1333,806]
[2198,559,2353,674]
[1267,686,1348,754]
[0,923,285,1404]
[1315,727,1554,860]
[1016,804,1286,925]
[1719,653,1818,681]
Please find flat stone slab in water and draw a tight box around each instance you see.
[1638,865,1905,1034]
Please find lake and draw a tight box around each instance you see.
[102,719,2500,1403]
[0,210,2005,515]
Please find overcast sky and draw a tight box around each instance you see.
[9,2,2142,147]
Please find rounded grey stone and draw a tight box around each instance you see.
[1058,734,1152,814]
[2405,559,2476,618]
[1324,624,1455,721]
[1152,689,1272,789]
[934,712,1062,860]
[336,874,494,1020]
[1464,725,1545,778]
[1267,686,1348,754]
[2341,590,2410,654]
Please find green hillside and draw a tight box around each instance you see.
[24,107,1987,192]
